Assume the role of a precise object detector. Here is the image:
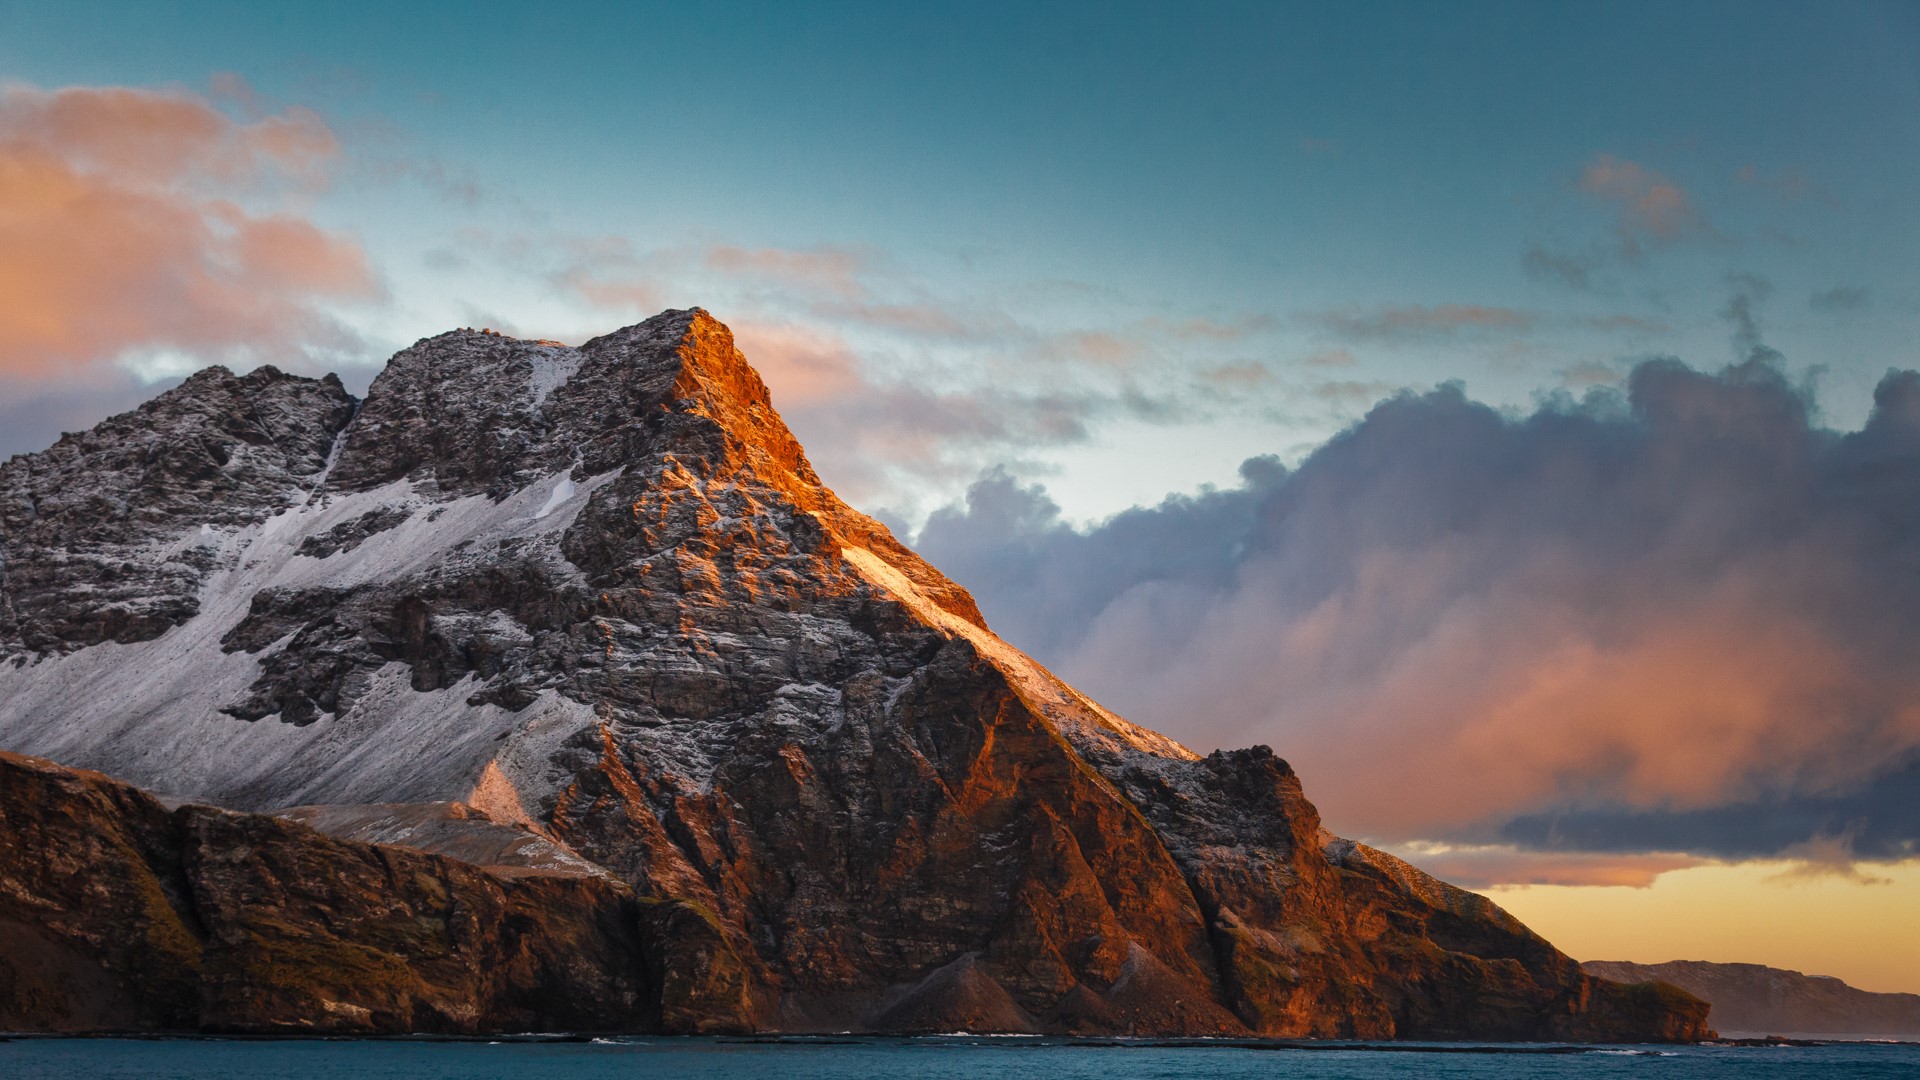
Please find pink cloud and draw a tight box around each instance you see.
[1577,154,1713,251]
[727,322,866,407]
[704,244,866,299]
[0,82,376,379]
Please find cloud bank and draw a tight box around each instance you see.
[916,357,1920,874]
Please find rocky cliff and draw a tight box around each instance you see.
[0,309,1710,1039]
[1584,960,1920,1037]
[0,749,662,1034]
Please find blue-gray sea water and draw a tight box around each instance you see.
[4,1036,1919,1080]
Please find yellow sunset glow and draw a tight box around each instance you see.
[1480,860,1920,995]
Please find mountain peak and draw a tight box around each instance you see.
[324,308,815,502]
[0,309,1707,1041]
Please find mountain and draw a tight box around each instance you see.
[1584,961,1920,1037]
[0,309,1709,1039]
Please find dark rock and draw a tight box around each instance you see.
[295,506,412,558]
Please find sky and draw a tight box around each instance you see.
[2,1,1918,992]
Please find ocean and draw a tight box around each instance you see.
[4,1036,1918,1080]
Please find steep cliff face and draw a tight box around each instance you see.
[0,750,661,1034]
[0,310,1709,1039]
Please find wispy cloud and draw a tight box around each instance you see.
[1522,244,1600,290]
[1306,304,1534,344]
[1810,285,1871,313]
[1764,826,1894,887]
[1395,842,1704,890]
[447,226,1306,508]
[1525,153,1728,291]
[1303,303,1663,349]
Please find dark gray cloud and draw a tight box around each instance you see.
[1502,758,1920,864]
[917,358,1920,865]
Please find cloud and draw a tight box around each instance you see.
[1810,286,1871,313]
[1576,154,1714,257]
[704,245,866,299]
[0,81,378,382]
[1764,825,1894,887]
[1522,245,1598,290]
[727,321,867,406]
[1721,272,1776,361]
[1527,155,1726,290]
[916,357,1920,865]
[1156,314,1280,341]
[1301,347,1357,368]
[1559,362,1619,388]
[718,322,1179,508]
[1501,758,1920,865]
[480,230,1299,505]
[1393,843,1704,890]
[1307,304,1533,344]
[1303,304,1662,353]
[1198,363,1273,388]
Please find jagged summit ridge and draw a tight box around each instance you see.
[0,310,1706,1039]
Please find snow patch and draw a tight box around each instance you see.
[527,346,583,407]
[534,474,576,519]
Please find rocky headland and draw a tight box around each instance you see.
[1584,960,1920,1037]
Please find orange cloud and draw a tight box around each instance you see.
[1577,154,1713,252]
[1393,842,1703,889]
[0,82,376,379]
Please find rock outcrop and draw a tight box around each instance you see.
[0,310,1710,1040]
[0,750,665,1034]
[1584,960,1920,1036]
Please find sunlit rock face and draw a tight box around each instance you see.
[0,310,1710,1040]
